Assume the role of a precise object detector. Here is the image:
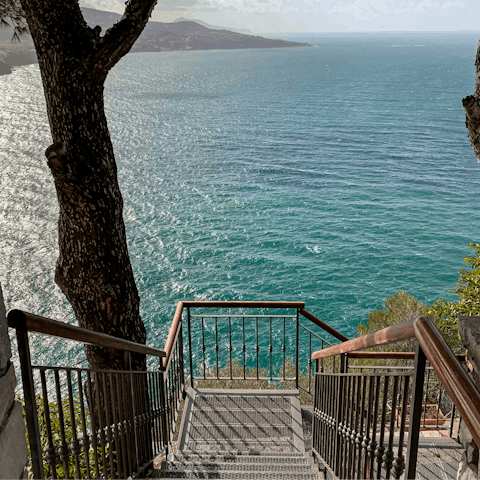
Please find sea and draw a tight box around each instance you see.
[1,34,480,367]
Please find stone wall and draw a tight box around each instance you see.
[457,316,480,480]
[0,284,28,479]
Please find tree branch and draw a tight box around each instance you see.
[89,0,158,79]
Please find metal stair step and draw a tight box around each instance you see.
[194,394,292,411]
[191,408,293,426]
[159,467,319,479]
[180,449,306,458]
[188,423,292,440]
[186,439,297,453]
[172,452,311,465]
[165,460,314,473]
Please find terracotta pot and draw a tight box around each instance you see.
[396,404,446,427]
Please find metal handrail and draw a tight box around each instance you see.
[299,308,349,342]
[8,309,166,358]
[311,315,480,447]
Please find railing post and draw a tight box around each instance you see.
[405,342,426,479]
[295,308,300,389]
[8,311,44,479]
[179,324,186,397]
[158,363,169,456]
[187,307,194,388]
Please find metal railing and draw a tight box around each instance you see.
[10,300,345,479]
[180,301,346,397]
[311,316,480,479]
[8,309,180,480]
[346,352,467,437]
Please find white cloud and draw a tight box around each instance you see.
[80,0,480,32]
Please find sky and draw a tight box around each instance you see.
[79,0,480,34]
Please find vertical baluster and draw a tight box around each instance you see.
[375,375,389,480]
[321,340,324,373]
[308,332,312,394]
[362,375,374,479]
[450,402,456,439]
[256,317,259,380]
[347,375,357,480]
[215,317,219,378]
[54,370,71,478]
[320,374,327,460]
[356,376,367,478]
[66,370,82,479]
[269,317,273,380]
[352,373,362,479]
[87,371,101,477]
[392,376,410,479]
[423,369,430,428]
[76,371,91,479]
[179,324,186,391]
[283,316,286,381]
[152,371,160,455]
[187,307,194,388]
[405,344,427,480]
[109,372,122,478]
[295,309,299,389]
[243,317,246,380]
[40,369,57,479]
[368,376,381,479]
[325,375,332,465]
[312,368,318,453]
[436,379,443,428]
[101,372,116,478]
[384,376,400,479]
[334,375,342,476]
[229,316,233,379]
[116,372,129,476]
[201,316,206,379]
[339,374,351,478]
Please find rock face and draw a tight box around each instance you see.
[0,284,28,479]
[457,316,480,480]
[81,7,310,52]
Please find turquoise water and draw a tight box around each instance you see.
[1,35,480,365]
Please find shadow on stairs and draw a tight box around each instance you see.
[157,388,323,479]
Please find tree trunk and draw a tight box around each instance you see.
[19,0,157,370]
[463,39,480,163]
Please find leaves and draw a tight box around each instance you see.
[0,0,28,42]
[424,243,480,352]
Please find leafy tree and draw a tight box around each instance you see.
[424,243,480,352]
[358,290,425,353]
[0,0,159,371]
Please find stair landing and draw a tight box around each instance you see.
[161,388,322,479]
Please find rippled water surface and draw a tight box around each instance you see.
[1,35,480,364]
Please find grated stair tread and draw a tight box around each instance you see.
[194,395,291,411]
[189,423,292,440]
[180,450,306,458]
[164,460,313,473]
[191,408,292,426]
[158,468,319,479]
[186,439,297,453]
[173,452,311,464]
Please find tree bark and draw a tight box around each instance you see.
[19,0,157,370]
[463,39,480,163]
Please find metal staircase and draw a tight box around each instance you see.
[160,388,323,479]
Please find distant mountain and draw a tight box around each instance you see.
[81,8,310,52]
[173,17,253,35]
